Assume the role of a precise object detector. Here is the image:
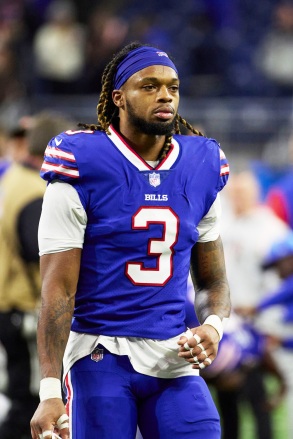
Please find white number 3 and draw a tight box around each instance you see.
[126,207,179,286]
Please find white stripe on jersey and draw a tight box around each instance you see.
[41,163,79,178]
[220,164,230,176]
[45,146,76,162]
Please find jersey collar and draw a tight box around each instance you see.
[108,125,179,171]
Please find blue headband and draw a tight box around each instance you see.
[113,46,178,90]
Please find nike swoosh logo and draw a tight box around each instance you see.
[55,138,62,146]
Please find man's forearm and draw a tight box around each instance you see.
[37,296,74,379]
[194,281,230,323]
[38,249,81,379]
[190,237,231,323]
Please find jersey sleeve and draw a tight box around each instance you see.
[218,147,230,191]
[40,132,80,183]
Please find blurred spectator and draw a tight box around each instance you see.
[0,126,9,178]
[222,170,289,312]
[0,0,26,43]
[0,125,28,218]
[6,126,29,163]
[185,279,287,439]
[258,231,293,321]
[253,231,293,438]
[0,1,33,129]
[265,131,293,229]
[0,118,36,179]
[221,0,276,97]
[0,122,26,433]
[219,170,289,439]
[181,8,230,97]
[32,0,86,94]
[255,1,293,96]
[202,314,286,439]
[83,4,129,93]
[23,0,54,40]
[0,111,75,439]
[0,42,27,121]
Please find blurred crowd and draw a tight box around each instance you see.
[1,1,293,438]
[1,0,293,127]
[186,167,293,439]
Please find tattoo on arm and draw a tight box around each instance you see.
[38,294,75,378]
[37,249,81,379]
[190,237,231,322]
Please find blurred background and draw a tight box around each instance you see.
[0,0,292,175]
[1,1,293,438]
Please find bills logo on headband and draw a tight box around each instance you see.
[156,51,168,57]
[149,172,161,187]
[91,347,104,362]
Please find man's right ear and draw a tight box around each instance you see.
[112,90,124,108]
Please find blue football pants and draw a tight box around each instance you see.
[64,346,220,439]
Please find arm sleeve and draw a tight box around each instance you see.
[197,194,221,242]
[38,181,87,255]
[217,147,230,191]
[40,133,80,183]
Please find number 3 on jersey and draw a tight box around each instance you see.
[125,206,179,286]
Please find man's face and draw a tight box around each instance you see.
[113,65,180,135]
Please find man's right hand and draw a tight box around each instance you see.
[30,399,69,439]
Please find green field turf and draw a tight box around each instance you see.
[239,400,288,439]
[210,376,289,439]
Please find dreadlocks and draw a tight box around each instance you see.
[79,42,203,161]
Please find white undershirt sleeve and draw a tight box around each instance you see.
[197,194,222,242]
[38,181,87,256]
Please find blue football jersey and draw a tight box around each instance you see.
[41,125,229,339]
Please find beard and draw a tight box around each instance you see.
[126,99,176,136]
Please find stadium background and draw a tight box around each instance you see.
[0,0,293,438]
